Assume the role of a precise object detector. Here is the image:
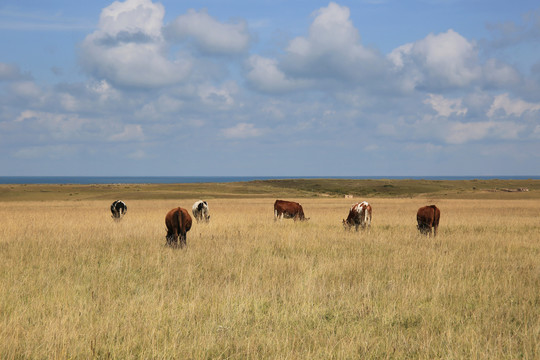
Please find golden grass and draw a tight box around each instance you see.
[1,198,539,359]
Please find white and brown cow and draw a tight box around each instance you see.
[342,201,372,231]
[165,207,193,248]
[192,200,210,223]
[416,205,440,236]
[110,200,127,220]
[274,200,309,221]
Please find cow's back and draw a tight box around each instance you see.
[346,202,371,228]
[417,205,438,225]
[274,200,306,220]
[166,207,192,232]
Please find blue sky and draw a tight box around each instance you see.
[1,0,539,176]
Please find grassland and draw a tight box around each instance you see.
[0,181,539,358]
[1,178,539,201]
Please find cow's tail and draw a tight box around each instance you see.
[431,205,440,229]
[175,209,182,231]
[363,204,369,225]
[176,209,184,230]
[177,208,186,247]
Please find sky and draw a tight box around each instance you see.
[1,0,539,177]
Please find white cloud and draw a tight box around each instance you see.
[533,125,540,139]
[198,81,238,109]
[165,9,250,55]
[445,122,493,144]
[389,29,481,90]
[404,142,443,153]
[15,110,39,122]
[14,110,89,140]
[97,0,163,38]
[424,94,467,117]
[9,81,42,98]
[487,93,540,118]
[13,145,78,159]
[445,121,524,144]
[222,123,263,139]
[246,55,306,93]
[80,0,192,88]
[109,124,145,141]
[482,59,520,87]
[283,2,381,80]
[0,63,27,81]
[127,149,148,159]
[246,3,384,93]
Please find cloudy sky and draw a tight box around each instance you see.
[1,0,539,176]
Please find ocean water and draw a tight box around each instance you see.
[0,175,538,185]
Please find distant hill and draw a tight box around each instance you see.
[1,179,539,201]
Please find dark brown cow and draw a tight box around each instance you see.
[274,200,309,221]
[165,207,193,248]
[417,205,440,236]
[343,201,372,231]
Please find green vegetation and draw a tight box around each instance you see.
[1,178,539,201]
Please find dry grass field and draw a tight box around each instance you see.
[1,197,539,359]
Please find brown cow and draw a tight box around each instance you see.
[274,200,309,221]
[165,207,193,248]
[417,205,440,236]
[343,201,372,231]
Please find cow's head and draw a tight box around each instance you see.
[417,223,431,235]
[342,218,353,230]
[298,208,309,221]
[295,212,309,221]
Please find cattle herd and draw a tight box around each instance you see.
[110,199,441,249]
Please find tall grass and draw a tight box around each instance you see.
[1,198,539,358]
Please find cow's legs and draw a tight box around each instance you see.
[166,229,172,246]
[179,232,187,248]
[173,231,179,247]
[166,230,179,247]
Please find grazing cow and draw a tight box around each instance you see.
[165,207,193,248]
[274,200,309,221]
[342,201,372,231]
[192,200,210,223]
[110,200,127,220]
[417,205,440,236]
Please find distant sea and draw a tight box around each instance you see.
[0,176,539,185]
